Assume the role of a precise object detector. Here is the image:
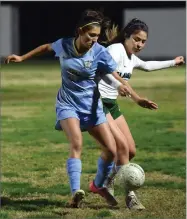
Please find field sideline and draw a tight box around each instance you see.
[1,61,186,219]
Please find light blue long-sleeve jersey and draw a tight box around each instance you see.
[51,38,117,115]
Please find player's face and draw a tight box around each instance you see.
[125,30,147,55]
[80,26,101,49]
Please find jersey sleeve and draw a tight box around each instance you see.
[97,49,117,74]
[133,55,176,71]
[51,38,63,57]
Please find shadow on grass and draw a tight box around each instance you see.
[1,197,119,212]
[1,196,66,211]
[85,202,119,210]
[2,181,70,197]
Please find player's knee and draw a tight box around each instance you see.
[101,148,116,162]
[105,139,117,159]
[129,143,136,160]
[70,136,82,153]
[116,139,129,156]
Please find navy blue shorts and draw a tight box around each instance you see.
[55,107,107,132]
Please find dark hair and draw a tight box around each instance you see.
[110,18,148,45]
[75,9,113,37]
[76,10,104,31]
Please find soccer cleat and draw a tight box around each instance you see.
[125,191,145,210]
[104,176,115,196]
[89,181,118,206]
[70,189,85,208]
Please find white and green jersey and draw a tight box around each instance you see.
[98,43,176,99]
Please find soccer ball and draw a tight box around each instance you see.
[118,163,145,191]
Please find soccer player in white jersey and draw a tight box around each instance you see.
[96,18,185,210]
[5,10,133,208]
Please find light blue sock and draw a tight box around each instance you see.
[66,158,82,195]
[94,157,114,188]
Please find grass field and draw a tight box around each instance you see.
[1,60,186,219]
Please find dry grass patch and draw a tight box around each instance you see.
[171,151,186,158]
[2,78,61,86]
[2,173,186,218]
[2,143,70,187]
[167,120,186,133]
[1,143,69,161]
[2,106,40,118]
[130,68,185,88]
[146,171,185,183]
[2,67,61,86]
[138,151,172,159]
[2,128,17,132]
[139,150,186,159]
[130,76,185,88]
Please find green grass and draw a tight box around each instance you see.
[1,61,186,218]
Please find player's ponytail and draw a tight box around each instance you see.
[98,22,119,47]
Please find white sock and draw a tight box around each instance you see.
[128,191,135,196]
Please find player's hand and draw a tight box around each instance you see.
[137,98,158,110]
[118,84,131,97]
[5,54,23,64]
[174,56,185,66]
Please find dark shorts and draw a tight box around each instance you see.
[55,108,107,132]
[102,98,122,120]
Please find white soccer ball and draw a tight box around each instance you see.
[118,163,145,191]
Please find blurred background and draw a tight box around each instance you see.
[1,1,186,60]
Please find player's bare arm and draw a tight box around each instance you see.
[116,76,158,110]
[5,43,53,64]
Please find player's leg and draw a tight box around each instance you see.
[115,115,136,160]
[88,122,118,206]
[102,98,144,210]
[59,117,85,208]
[106,113,129,164]
[100,99,131,195]
[114,115,145,210]
[103,113,130,196]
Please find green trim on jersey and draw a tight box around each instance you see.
[102,98,122,120]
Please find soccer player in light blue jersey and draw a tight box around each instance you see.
[5,9,132,208]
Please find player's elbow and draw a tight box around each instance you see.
[139,65,151,72]
[45,44,53,52]
[144,67,151,72]
[39,44,52,53]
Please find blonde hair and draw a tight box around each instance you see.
[99,24,119,46]
[105,24,119,42]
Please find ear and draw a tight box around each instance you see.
[78,28,84,36]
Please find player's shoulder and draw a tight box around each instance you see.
[93,42,107,53]
[61,37,73,45]
[131,53,139,61]
[92,42,110,58]
[52,37,70,46]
